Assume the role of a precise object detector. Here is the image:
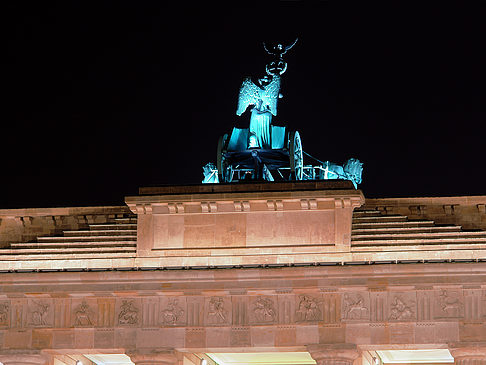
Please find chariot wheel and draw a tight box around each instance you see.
[217,134,229,182]
[289,130,303,180]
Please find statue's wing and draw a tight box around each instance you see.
[236,77,261,116]
[261,75,281,116]
[283,38,298,53]
[263,42,272,55]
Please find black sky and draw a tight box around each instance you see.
[3,2,486,208]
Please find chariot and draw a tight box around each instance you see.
[217,126,303,182]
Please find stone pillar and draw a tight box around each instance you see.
[0,350,48,365]
[449,343,486,365]
[127,349,178,365]
[307,344,361,365]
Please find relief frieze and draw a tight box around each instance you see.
[0,301,9,326]
[295,294,321,322]
[28,299,53,327]
[3,288,481,331]
[342,293,369,321]
[206,296,230,325]
[73,300,95,327]
[117,299,140,326]
[388,294,415,321]
[160,298,186,326]
[436,290,464,318]
[250,296,277,323]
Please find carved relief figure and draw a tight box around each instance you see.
[208,297,227,324]
[253,297,276,322]
[0,302,9,325]
[161,298,184,325]
[343,294,368,320]
[118,300,139,325]
[31,300,49,326]
[439,290,463,316]
[74,301,93,326]
[296,295,321,321]
[389,296,415,320]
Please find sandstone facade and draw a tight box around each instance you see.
[0,181,484,364]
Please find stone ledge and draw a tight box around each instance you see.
[138,180,356,196]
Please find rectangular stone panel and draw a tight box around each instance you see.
[342,292,370,321]
[251,326,275,347]
[249,296,277,325]
[434,289,464,319]
[246,210,335,246]
[153,215,184,249]
[160,297,186,326]
[97,298,115,327]
[387,292,416,322]
[116,298,141,327]
[185,327,206,348]
[27,298,54,327]
[72,299,97,327]
[142,297,159,327]
[204,296,231,326]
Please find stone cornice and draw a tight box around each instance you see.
[0,263,485,294]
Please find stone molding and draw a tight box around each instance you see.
[307,344,360,365]
[126,192,364,215]
[126,349,177,365]
[449,342,486,363]
[0,350,48,365]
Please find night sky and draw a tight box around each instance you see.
[3,2,486,209]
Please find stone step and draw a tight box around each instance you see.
[352,230,486,240]
[37,235,136,243]
[0,252,136,260]
[352,236,486,246]
[89,223,137,230]
[114,217,137,224]
[64,229,137,237]
[0,246,136,255]
[352,210,383,217]
[352,225,462,235]
[352,220,436,229]
[352,215,408,223]
[11,241,137,248]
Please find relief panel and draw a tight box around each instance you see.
[435,290,464,319]
[116,298,141,326]
[72,299,97,327]
[249,296,277,324]
[0,300,9,327]
[27,299,54,327]
[160,297,186,326]
[388,292,416,321]
[342,292,369,321]
[295,294,322,322]
[205,296,231,326]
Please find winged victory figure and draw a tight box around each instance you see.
[236,75,281,148]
